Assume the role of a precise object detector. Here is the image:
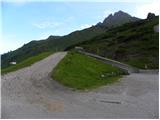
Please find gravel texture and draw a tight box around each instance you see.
[1,52,159,119]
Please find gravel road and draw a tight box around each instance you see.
[1,52,159,119]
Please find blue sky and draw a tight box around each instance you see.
[1,0,159,54]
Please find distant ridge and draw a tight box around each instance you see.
[1,11,141,69]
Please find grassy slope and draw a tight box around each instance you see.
[1,52,53,74]
[1,12,140,70]
[2,26,105,69]
[74,17,159,69]
[52,51,127,90]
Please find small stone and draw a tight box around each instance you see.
[101,74,105,78]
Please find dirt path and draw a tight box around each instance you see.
[1,52,159,119]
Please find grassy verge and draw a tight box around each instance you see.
[76,17,159,69]
[1,52,53,74]
[52,51,128,90]
[124,58,159,69]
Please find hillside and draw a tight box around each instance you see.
[1,52,53,74]
[1,10,139,69]
[71,15,159,69]
[2,26,106,69]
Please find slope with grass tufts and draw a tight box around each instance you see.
[68,15,159,69]
[1,52,53,74]
[52,51,127,90]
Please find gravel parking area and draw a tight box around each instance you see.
[1,52,159,119]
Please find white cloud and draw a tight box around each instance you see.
[32,16,74,29]
[32,21,63,29]
[135,0,160,19]
[64,16,74,22]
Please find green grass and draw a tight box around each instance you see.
[1,52,53,74]
[76,17,159,69]
[2,25,105,69]
[52,51,128,90]
[125,58,159,69]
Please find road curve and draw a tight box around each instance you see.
[1,52,159,119]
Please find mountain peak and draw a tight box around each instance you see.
[99,10,140,28]
[147,12,156,20]
[114,10,130,16]
[114,10,124,14]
